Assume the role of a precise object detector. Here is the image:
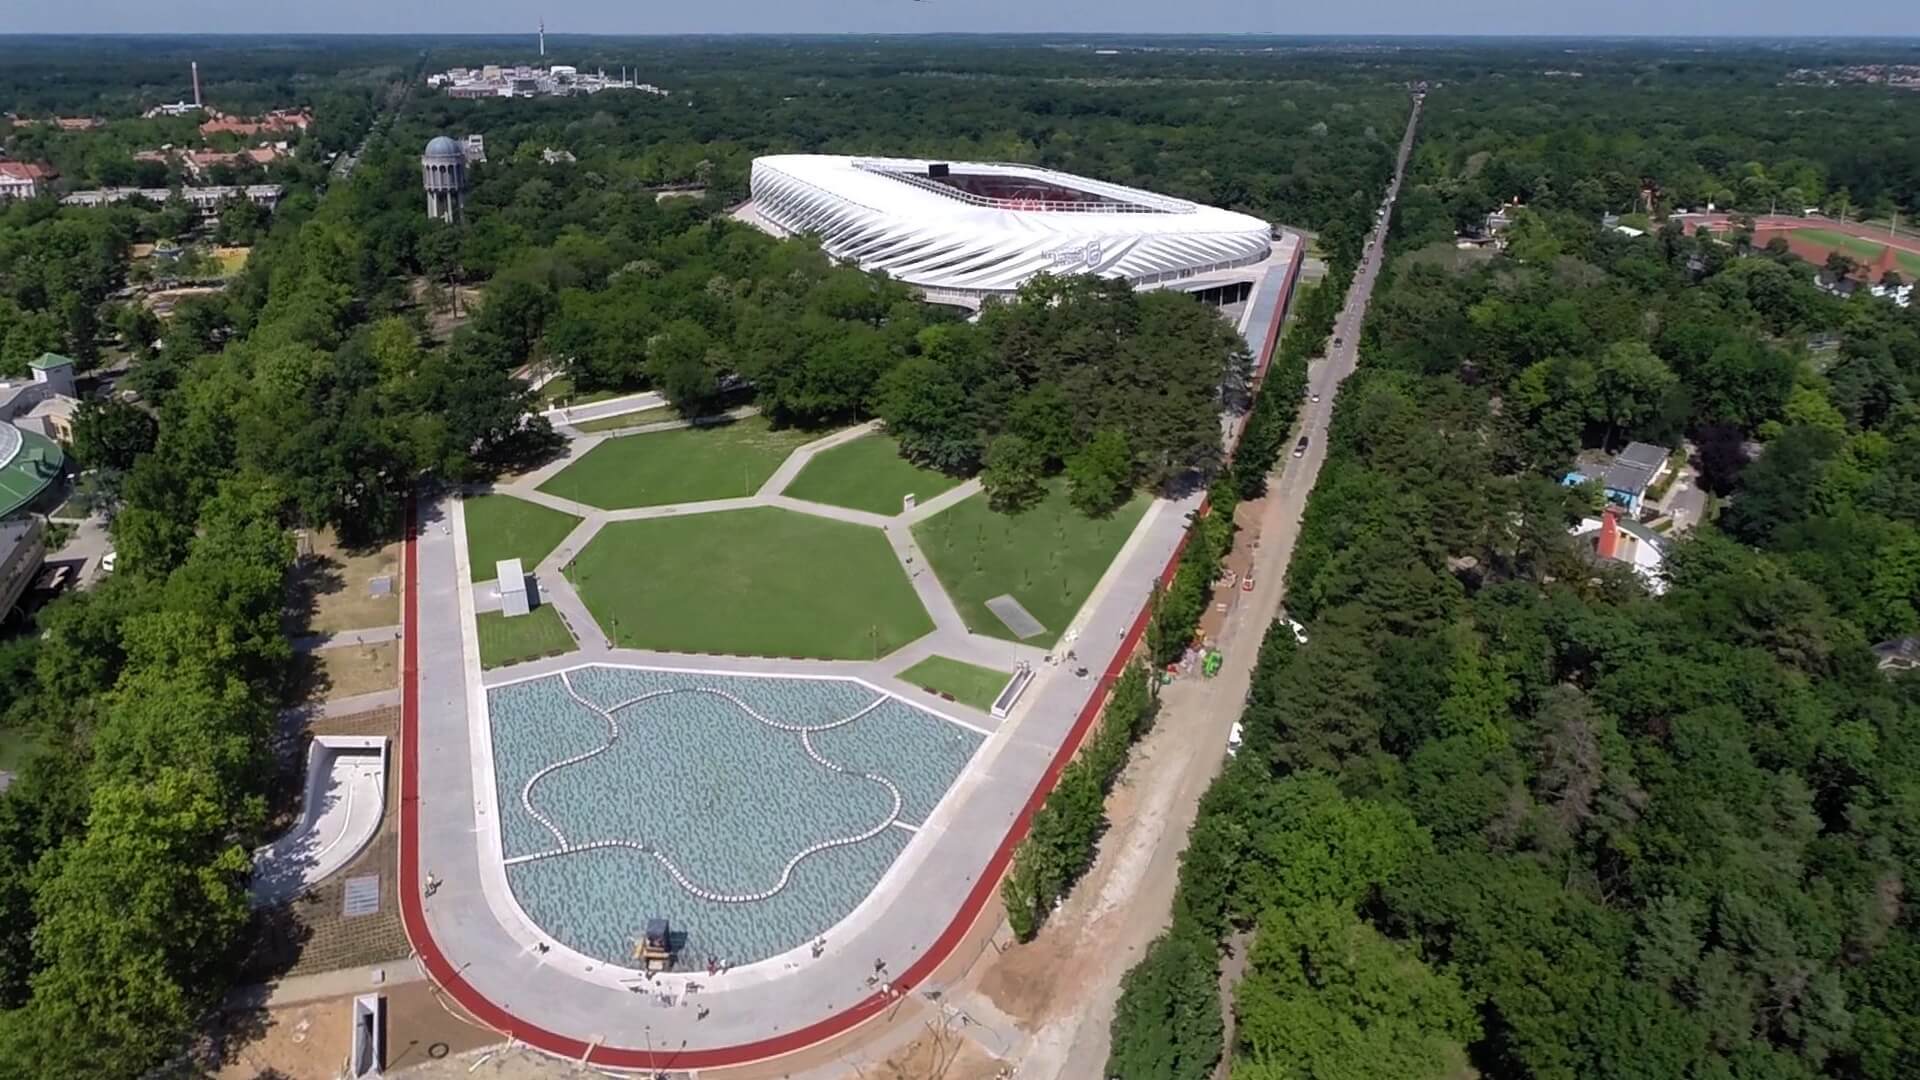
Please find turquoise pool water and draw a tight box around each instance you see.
[486,665,983,967]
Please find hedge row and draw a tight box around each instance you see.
[1001,663,1153,940]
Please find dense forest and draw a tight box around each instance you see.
[1108,58,1920,1080]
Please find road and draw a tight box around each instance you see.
[1032,92,1422,1080]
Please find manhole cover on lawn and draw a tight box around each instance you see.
[986,594,1046,640]
[342,875,380,917]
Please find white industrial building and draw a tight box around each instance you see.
[744,155,1274,307]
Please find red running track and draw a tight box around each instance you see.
[395,239,1305,1071]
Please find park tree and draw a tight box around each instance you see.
[1067,429,1134,517]
[1591,341,1679,448]
[1107,924,1224,1080]
[981,433,1045,513]
[70,399,158,474]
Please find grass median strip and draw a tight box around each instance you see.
[898,655,1011,713]
[477,605,575,669]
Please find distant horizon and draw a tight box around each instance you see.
[4,30,1920,41]
[8,1,1920,40]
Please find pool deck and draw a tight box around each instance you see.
[397,233,1305,1071]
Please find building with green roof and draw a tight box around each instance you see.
[0,424,62,520]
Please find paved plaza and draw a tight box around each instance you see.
[399,231,1304,1070]
[489,664,983,967]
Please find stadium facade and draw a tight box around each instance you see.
[746,155,1273,306]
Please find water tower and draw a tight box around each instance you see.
[422,136,467,223]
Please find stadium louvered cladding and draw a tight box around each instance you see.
[748,155,1272,302]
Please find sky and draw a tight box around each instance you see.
[12,1,1920,38]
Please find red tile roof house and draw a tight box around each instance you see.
[0,162,56,200]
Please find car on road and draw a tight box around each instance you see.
[1334,336,1343,345]
[1310,392,1321,402]
[1293,435,1310,458]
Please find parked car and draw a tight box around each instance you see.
[1293,436,1310,458]
[100,550,117,574]
[1285,617,1310,645]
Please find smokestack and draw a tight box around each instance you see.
[1597,506,1621,562]
[539,19,545,58]
[191,61,202,108]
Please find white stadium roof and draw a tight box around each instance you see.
[748,155,1272,301]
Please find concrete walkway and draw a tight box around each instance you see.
[281,688,402,723]
[540,390,664,426]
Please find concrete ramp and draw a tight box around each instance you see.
[252,736,389,908]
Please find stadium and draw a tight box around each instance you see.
[746,155,1274,306]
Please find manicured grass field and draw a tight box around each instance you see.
[538,416,823,511]
[913,480,1150,646]
[477,605,576,669]
[899,655,1010,713]
[1792,228,1920,277]
[566,507,933,660]
[783,432,964,516]
[463,494,582,583]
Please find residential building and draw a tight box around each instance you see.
[0,162,54,201]
[1602,442,1672,511]
[464,134,487,164]
[60,184,284,213]
[0,518,47,622]
[1570,507,1670,596]
[541,147,576,165]
[1872,637,1920,673]
[429,64,668,99]
[198,109,311,138]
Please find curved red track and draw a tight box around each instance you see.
[396,243,1304,1071]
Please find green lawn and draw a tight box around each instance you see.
[566,507,932,660]
[538,416,823,511]
[573,405,672,433]
[914,480,1150,646]
[899,655,1010,713]
[1793,228,1920,277]
[462,494,582,583]
[477,605,576,669]
[783,432,964,516]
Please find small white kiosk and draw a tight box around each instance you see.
[496,558,529,617]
